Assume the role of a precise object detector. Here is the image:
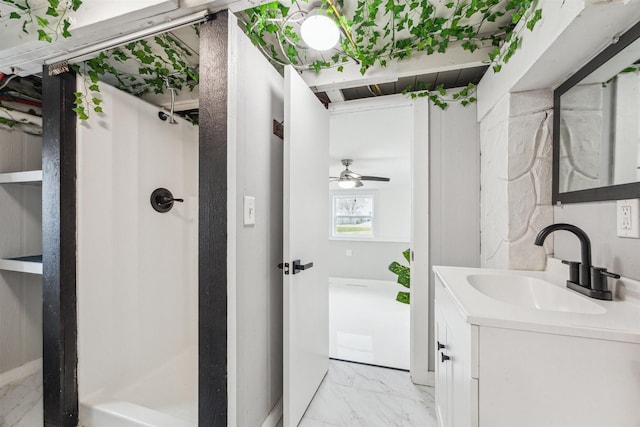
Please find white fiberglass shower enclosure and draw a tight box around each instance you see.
[75,78,198,426]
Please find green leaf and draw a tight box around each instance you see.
[71,0,83,11]
[526,9,542,31]
[36,16,50,28]
[389,261,410,288]
[62,19,71,38]
[72,107,88,120]
[91,97,102,105]
[9,11,20,19]
[93,106,103,113]
[396,291,410,304]
[37,29,52,42]
[46,7,59,17]
[402,248,411,264]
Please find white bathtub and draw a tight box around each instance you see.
[329,277,410,370]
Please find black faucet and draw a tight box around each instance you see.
[534,223,619,301]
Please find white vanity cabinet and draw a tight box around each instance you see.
[434,269,640,427]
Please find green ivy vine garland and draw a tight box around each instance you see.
[0,0,83,42]
[0,101,41,132]
[71,26,200,121]
[241,0,543,108]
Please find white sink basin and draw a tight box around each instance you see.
[466,274,606,314]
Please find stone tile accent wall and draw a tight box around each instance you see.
[480,90,554,270]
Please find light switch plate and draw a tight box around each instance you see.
[244,196,256,226]
[616,199,640,238]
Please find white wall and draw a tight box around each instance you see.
[227,15,284,427]
[76,78,198,402]
[0,129,42,375]
[428,92,480,371]
[329,240,408,281]
[328,101,411,281]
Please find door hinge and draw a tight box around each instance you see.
[273,120,284,140]
[277,262,290,275]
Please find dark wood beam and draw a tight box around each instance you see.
[41,69,78,427]
[199,10,229,427]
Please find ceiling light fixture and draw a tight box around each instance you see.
[337,179,357,189]
[300,14,340,51]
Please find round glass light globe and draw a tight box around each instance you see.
[301,15,340,51]
[338,179,357,189]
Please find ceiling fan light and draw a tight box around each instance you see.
[338,179,357,189]
[300,15,340,51]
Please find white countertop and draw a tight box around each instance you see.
[433,259,640,344]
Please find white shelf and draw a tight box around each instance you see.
[0,256,42,275]
[0,170,42,185]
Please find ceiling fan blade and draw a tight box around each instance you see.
[360,176,391,182]
[329,177,340,181]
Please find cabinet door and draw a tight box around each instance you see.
[434,305,449,427]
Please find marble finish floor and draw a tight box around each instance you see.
[299,360,437,427]
[0,371,43,427]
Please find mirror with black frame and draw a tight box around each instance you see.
[553,21,640,204]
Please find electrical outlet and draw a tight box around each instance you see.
[617,199,640,238]
[345,249,352,257]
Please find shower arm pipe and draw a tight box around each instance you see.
[45,10,209,66]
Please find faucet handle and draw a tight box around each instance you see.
[561,260,581,284]
[590,267,620,296]
[601,270,620,279]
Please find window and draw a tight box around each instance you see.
[332,194,374,237]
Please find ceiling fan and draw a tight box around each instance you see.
[329,159,391,189]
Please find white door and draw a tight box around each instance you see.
[283,65,330,427]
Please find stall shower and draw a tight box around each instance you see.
[76,78,198,426]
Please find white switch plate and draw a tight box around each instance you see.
[616,199,640,238]
[244,196,256,226]
[346,249,352,257]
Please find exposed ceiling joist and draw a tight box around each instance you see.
[301,43,494,92]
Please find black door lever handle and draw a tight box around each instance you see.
[292,259,313,274]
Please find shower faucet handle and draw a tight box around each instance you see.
[159,196,184,205]
[151,188,183,213]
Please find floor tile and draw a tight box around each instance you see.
[300,360,437,427]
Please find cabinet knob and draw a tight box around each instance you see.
[441,353,450,363]
[437,341,445,350]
